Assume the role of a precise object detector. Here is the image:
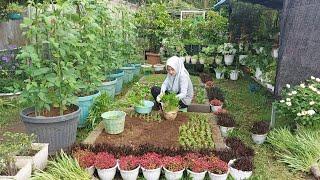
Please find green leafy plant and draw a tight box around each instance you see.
[161,93,179,112]
[32,151,91,179]
[6,2,24,13]
[127,82,150,106]
[195,87,206,104]
[275,76,320,129]
[217,43,236,55]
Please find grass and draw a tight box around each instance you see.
[214,76,305,179]
[0,98,25,128]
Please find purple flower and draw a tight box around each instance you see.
[8,45,17,50]
[1,56,10,63]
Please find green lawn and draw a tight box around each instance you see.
[214,77,305,180]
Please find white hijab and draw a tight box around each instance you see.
[166,56,189,92]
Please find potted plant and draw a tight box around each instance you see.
[73,149,96,176]
[186,157,208,180]
[128,83,154,114]
[217,114,236,137]
[205,81,214,89]
[95,152,117,180]
[18,1,81,154]
[6,2,24,20]
[101,110,126,135]
[215,55,223,65]
[153,64,165,72]
[207,156,228,180]
[198,53,206,64]
[120,64,136,83]
[251,121,270,144]
[238,42,249,65]
[229,157,253,180]
[0,132,33,179]
[218,43,236,66]
[119,155,140,180]
[185,55,192,64]
[225,137,245,150]
[215,65,225,79]
[191,55,198,64]
[162,156,185,180]
[140,152,162,180]
[210,98,223,112]
[161,93,180,120]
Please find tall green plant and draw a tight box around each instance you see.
[161,93,179,112]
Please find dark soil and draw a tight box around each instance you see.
[231,157,254,171]
[95,112,189,148]
[28,106,78,117]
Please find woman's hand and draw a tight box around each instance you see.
[156,92,165,102]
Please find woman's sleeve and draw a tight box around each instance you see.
[161,76,169,93]
[176,76,188,100]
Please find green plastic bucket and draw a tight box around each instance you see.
[101,111,126,134]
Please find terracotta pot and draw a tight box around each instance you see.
[146,52,161,65]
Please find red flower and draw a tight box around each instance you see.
[162,156,184,172]
[139,152,162,170]
[210,99,222,106]
[94,152,116,169]
[207,156,228,174]
[119,155,140,171]
[73,149,96,168]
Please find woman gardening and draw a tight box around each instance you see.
[151,56,194,111]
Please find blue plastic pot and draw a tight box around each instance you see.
[133,63,141,76]
[8,13,23,20]
[77,91,100,127]
[120,65,135,83]
[108,70,124,95]
[99,78,117,99]
[101,111,126,134]
[134,100,154,114]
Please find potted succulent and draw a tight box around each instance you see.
[210,98,223,112]
[217,43,236,66]
[18,2,81,154]
[140,152,162,180]
[0,132,33,179]
[229,157,253,180]
[128,83,154,114]
[118,155,140,180]
[251,121,270,144]
[215,65,226,79]
[6,2,24,20]
[162,156,185,180]
[186,157,208,180]
[161,93,180,120]
[217,114,236,137]
[73,149,96,176]
[207,156,229,180]
[95,152,117,180]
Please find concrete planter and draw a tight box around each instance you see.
[15,143,49,170]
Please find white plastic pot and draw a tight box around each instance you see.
[163,167,184,180]
[215,72,224,79]
[208,171,228,180]
[228,159,252,180]
[153,64,165,72]
[199,58,205,64]
[255,67,263,80]
[224,55,234,65]
[252,133,268,144]
[97,163,118,180]
[210,105,222,112]
[15,143,49,170]
[119,166,140,180]
[141,64,152,69]
[219,126,234,137]
[266,83,274,92]
[186,56,191,63]
[191,58,198,64]
[187,169,206,180]
[271,48,279,58]
[230,70,239,81]
[141,166,161,180]
[239,55,248,65]
[1,158,32,180]
[85,166,95,177]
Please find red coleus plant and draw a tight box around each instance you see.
[73,149,96,168]
[94,152,117,169]
[162,156,185,172]
[187,157,209,173]
[119,155,140,171]
[139,152,162,170]
[207,156,228,174]
[205,81,214,88]
[210,99,222,106]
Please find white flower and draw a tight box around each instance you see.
[300,83,305,88]
[301,111,307,116]
[286,102,292,106]
[316,78,320,82]
[317,91,320,95]
[288,93,292,96]
[292,91,297,95]
[309,85,317,92]
[297,113,302,116]
[308,110,316,116]
[286,98,291,101]
[280,100,285,103]
[311,76,315,80]
[310,101,315,105]
[286,84,290,88]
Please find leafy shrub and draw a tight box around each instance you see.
[94,152,116,169]
[231,157,254,171]
[119,155,140,171]
[162,92,179,112]
[162,156,185,172]
[73,149,96,168]
[217,113,235,127]
[139,152,162,170]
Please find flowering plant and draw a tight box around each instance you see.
[119,155,140,171]
[94,152,116,169]
[207,156,228,174]
[275,76,320,129]
[162,156,185,172]
[73,149,96,168]
[139,152,162,170]
[217,43,236,55]
[210,99,222,106]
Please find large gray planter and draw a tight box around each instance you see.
[20,106,80,155]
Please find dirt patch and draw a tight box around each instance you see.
[0,120,25,141]
[28,106,77,117]
[95,112,189,148]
